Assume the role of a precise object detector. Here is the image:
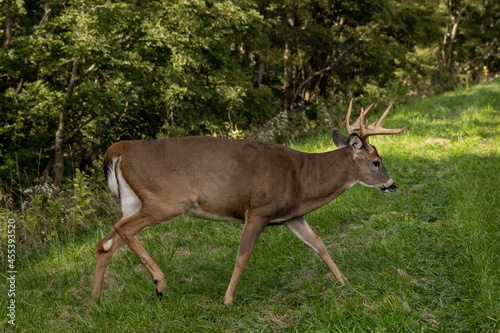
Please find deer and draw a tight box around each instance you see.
[89,99,406,309]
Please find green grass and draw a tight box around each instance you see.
[2,79,500,332]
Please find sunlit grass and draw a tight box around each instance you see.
[2,79,499,331]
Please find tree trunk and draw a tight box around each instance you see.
[283,40,291,111]
[283,5,295,111]
[446,0,464,72]
[438,0,464,85]
[52,55,95,186]
[52,0,94,186]
[53,59,80,187]
[252,55,265,89]
[2,0,13,49]
[42,153,54,179]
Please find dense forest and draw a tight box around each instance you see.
[1,0,499,187]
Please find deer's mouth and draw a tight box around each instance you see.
[381,181,397,193]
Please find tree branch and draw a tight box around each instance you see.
[13,79,23,98]
[43,58,76,81]
[39,7,53,26]
[121,26,142,44]
[77,63,96,80]
[67,115,97,141]
[90,0,110,12]
[291,24,379,108]
[58,58,76,68]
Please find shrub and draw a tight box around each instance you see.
[0,163,118,263]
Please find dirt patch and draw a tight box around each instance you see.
[336,297,346,307]
[410,277,432,289]
[397,268,410,279]
[175,248,192,258]
[368,211,407,223]
[262,309,295,329]
[363,298,376,310]
[421,313,438,325]
[58,310,73,321]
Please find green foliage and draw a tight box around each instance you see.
[0,166,115,255]
[0,0,270,185]
[71,169,95,225]
[0,0,498,185]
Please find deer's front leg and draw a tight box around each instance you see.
[284,217,349,285]
[223,217,267,305]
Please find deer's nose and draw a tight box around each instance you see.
[381,181,397,193]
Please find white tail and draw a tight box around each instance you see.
[105,158,119,196]
[89,100,405,308]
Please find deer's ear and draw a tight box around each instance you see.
[332,130,348,149]
[348,133,363,153]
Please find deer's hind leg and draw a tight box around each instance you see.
[113,203,186,298]
[90,227,125,309]
[284,216,349,285]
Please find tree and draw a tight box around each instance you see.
[0,0,267,186]
[251,0,443,111]
[0,0,497,189]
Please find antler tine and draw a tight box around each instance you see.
[345,100,406,153]
[346,100,376,135]
[362,102,406,137]
[345,98,354,135]
[345,100,405,141]
[359,106,365,128]
[374,102,393,127]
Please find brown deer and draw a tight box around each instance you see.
[89,100,405,308]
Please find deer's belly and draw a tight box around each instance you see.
[185,203,244,224]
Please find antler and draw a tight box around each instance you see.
[345,99,375,136]
[345,99,406,153]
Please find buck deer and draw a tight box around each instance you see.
[89,100,405,308]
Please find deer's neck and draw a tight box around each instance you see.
[299,148,356,213]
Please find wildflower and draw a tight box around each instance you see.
[23,188,34,196]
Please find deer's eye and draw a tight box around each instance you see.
[373,161,380,168]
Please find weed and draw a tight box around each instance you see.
[0,164,116,261]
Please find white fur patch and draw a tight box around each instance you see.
[116,163,142,218]
[284,219,316,250]
[358,179,394,191]
[347,181,357,189]
[103,238,113,252]
[357,180,379,189]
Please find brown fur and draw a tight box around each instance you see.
[90,130,399,308]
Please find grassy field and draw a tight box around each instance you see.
[2,79,499,332]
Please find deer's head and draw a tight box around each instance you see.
[333,99,406,193]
